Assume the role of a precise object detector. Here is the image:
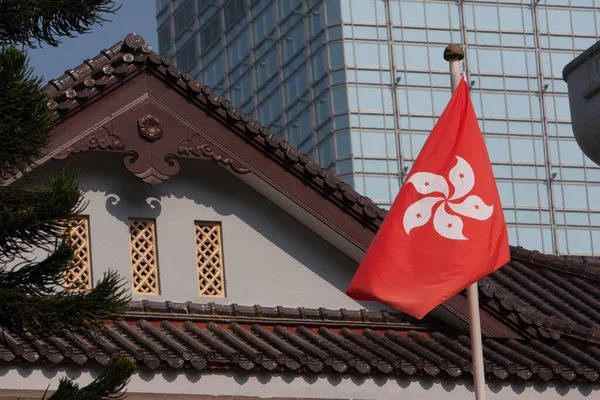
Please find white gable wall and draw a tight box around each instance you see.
[39,152,372,309]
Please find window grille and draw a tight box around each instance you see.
[129,219,160,295]
[195,222,225,296]
[64,216,92,290]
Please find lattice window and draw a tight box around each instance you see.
[64,216,92,290]
[195,222,225,297]
[129,219,160,295]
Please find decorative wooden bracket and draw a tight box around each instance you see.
[47,103,251,186]
[124,151,180,186]
[178,134,250,175]
[54,125,124,160]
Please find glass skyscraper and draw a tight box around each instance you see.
[156,0,600,255]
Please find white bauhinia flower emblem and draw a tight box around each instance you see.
[403,156,493,240]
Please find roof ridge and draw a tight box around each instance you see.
[42,33,388,229]
[126,300,423,326]
[511,246,600,281]
[44,37,127,97]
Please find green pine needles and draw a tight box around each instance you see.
[45,357,136,400]
[0,169,83,261]
[0,0,121,48]
[0,1,135,398]
[0,46,51,178]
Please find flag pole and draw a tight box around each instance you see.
[444,44,487,400]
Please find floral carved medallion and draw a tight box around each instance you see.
[138,115,163,142]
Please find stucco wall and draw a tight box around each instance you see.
[0,366,597,399]
[37,152,371,309]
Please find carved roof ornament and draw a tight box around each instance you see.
[138,115,163,142]
[53,125,124,160]
[178,134,250,175]
[123,33,145,53]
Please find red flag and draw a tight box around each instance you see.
[346,79,510,319]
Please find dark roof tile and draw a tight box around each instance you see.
[511,246,600,281]
[479,247,600,344]
[2,306,600,383]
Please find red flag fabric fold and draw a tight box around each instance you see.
[346,79,510,319]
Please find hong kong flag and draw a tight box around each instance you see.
[346,79,510,319]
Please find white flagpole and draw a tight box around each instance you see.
[444,44,487,400]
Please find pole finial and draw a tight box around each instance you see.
[443,44,464,62]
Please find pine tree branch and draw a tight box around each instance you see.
[0,46,52,176]
[0,240,73,294]
[47,356,136,400]
[0,168,83,263]
[0,0,135,398]
[0,270,130,334]
[0,0,120,48]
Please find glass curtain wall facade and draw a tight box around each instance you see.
[156,0,600,255]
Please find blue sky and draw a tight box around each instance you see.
[28,0,158,82]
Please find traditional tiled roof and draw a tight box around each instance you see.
[43,33,386,230]
[479,247,600,344]
[1,301,599,383]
